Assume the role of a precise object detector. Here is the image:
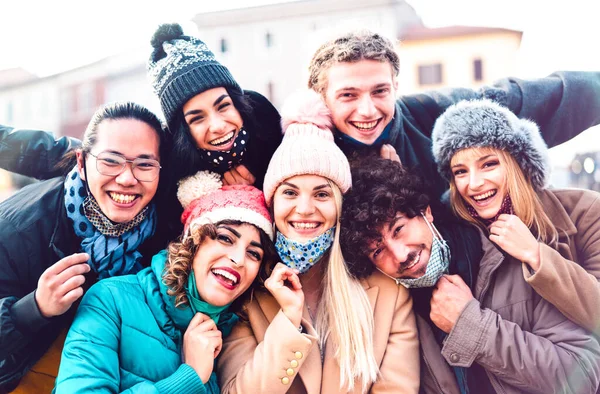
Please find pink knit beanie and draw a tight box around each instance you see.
[263,89,351,205]
[177,171,273,239]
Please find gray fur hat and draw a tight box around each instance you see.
[431,99,550,190]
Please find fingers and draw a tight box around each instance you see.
[195,318,218,333]
[62,286,85,306]
[380,144,401,163]
[222,166,256,186]
[58,272,86,295]
[442,274,470,291]
[188,312,211,329]
[286,270,302,291]
[235,165,255,183]
[267,263,301,289]
[45,253,90,277]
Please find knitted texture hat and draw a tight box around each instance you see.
[178,171,273,239]
[431,99,550,190]
[262,89,351,205]
[147,23,243,126]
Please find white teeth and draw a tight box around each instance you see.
[109,192,136,204]
[351,120,378,130]
[291,222,319,229]
[209,131,234,146]
[472,190,496,201]
[212,268,238,285]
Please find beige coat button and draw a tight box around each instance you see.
[286,368,295,376]
[290,359,299,368]
[281,377,290,385]
[294,351,303,359]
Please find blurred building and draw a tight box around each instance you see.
[569,152,600,191]
[397,25,523,94]
[193,0,423,107]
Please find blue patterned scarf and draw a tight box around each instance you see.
[64,167,157,279]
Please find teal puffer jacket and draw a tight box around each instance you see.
[54,250,238,393]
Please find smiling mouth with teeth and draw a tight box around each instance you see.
[211,268,239,286]
[472,190,497,201]
[350,119,380,131]
[209,131,236,146]
[108,192,138,204]
[290,222,320,230]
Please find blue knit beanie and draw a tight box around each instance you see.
[147,23,243,127]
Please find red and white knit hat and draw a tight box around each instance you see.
[177,171,273,239]
[262,89,351,205]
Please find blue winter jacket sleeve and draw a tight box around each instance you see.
[0,125,80,179]
[54,282,217,394]
[419,71,600,145]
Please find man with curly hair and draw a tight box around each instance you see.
[308,30,600,199]
[340,156,600,394]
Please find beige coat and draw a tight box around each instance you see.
[217,270,420,394]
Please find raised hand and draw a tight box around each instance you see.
[489,214,541,271]
[264,263,304,327]
[430,274,474,333]
[380,144,401,163]
[222,164,256,186]
[183,312,223,383]
[35,253,91,318]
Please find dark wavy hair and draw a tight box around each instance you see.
[340,155,431,279]
[163,219,278,314]
[166,87,253,181]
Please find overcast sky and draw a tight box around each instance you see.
[2,0,599,77]
[1,0,599,167]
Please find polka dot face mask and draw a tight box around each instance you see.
[197,127,248,173]
[275,227,335,274]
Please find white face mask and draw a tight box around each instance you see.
[377,212,451,288]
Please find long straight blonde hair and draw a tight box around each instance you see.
[314,180,379,392]
[449,147,558,245]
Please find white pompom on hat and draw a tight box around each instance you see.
[262,89,351,205]
[178,171,273,239]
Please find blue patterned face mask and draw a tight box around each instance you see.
[275,227,335,274]
[378,212,450,288]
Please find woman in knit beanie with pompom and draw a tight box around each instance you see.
[54,173,279,393]
[217,90,419,394]
[148,23,283,234]
[432,98,600,336]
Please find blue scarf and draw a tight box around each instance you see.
[334,122,392,150]
[64,167,157,279]
[275,227,335,274]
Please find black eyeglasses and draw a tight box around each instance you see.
[87,151,161,182]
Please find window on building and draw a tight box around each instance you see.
[78,83,95,113]
[220,38,228,53]
[473,58,483,82]
[265,31,273,48]
[418,63,443,86]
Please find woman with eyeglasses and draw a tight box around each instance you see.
[0,102,166,393]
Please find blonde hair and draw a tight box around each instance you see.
[449,147,558,245]
[315,180,379,392]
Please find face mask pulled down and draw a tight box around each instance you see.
[275,227,335,274]
[378,212,451,288]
